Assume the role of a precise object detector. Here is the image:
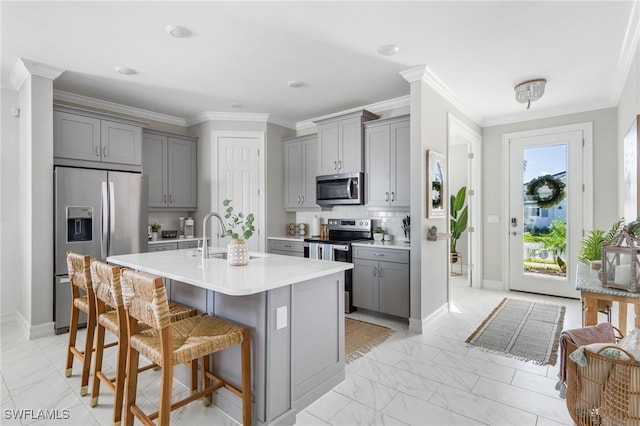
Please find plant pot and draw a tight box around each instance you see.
[373,233,384,241]
[151,232,158,241]
[227,238,249,266]
[590,260,602,271]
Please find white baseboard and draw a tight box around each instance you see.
[409,302,448,334]
[1,311,54,340]
[482,279,505,291]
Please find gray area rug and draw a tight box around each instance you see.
[466,298,566,366]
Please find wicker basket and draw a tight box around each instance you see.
[566,339,640,426]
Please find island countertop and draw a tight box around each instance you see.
[107,248,353,296]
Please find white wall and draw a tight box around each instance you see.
[1,89,22,320]
[482,108,618,285]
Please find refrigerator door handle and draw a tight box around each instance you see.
[101,181,108,259]
[109,181,116,256]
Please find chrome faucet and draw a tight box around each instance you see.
[202,212,227,260]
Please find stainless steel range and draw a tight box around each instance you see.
[304,219,372,313]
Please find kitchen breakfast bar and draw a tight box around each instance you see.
[107,248,352,426]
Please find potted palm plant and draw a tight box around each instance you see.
[578,218,624,270]
[223,199,255,266]
[450,186,468,264]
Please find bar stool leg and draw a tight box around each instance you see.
[80,308,96,396]
[65,301,80,378]
[112,334,128,425]
[202,355,212,407]
[90,321,106,407]
[241,328,252,426]
[124,345,140,426]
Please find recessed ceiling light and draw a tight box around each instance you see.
[287,80,304,88]
[166,25,192,38]
[115,66,137,75]
[377,44,399,56]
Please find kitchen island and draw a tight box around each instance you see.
[108,248,352,426]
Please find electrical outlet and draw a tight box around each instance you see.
[276,306,287,330]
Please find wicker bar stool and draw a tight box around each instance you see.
[64,252,98,396]
[121,269,252,426]
[89,260,198,426]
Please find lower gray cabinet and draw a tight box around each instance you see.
[268,239,304,257]
[352,247,409,318]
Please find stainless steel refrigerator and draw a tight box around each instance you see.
[54,166,148,334]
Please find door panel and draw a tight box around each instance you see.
[508,130,582,298]
[352,259,377,310]
[108,171,148,256]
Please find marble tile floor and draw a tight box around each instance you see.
[1,276,629,425]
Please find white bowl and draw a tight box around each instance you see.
[383,234,393,241]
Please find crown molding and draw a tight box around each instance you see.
[10,58,64,90]
[187,111,272,127]
[401,65,483,125]
[295,95,410,131]
[612,0,640,105]
[53,90,187,127]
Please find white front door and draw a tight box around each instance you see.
[506,125,590,298]
[213,131,264,253]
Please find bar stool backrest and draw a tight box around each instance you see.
[121,269,171,331]
[66,252,92,292]
[90,260,122,309]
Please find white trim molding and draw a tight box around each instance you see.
[10,58,64,90]
[409,302,448,334]
[189,111,271,127]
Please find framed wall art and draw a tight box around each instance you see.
[427,149,446,218]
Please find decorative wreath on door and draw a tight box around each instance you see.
[526,174,566,209]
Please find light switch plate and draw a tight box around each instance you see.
[276,306,287,330]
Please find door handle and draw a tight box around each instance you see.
[95,146,100,157]
[338,160,342,170]
[170,194,173,203]
[373,266,377,277]
[379,266,384,278]
[391,192,395,202]
[333,161,337,170]
[385,192,389,202]
[301,195,305,204]
[101,182,108,258]
[103,147,108,157]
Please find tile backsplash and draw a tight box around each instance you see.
[295,208,410,242]
[148,211,194,233]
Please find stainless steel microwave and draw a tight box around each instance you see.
[316,172,364,206]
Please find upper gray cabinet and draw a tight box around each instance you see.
[283,134,318,210]
[364,116,410,207]
[54,108,142,166]
[315,110,379,176]
[143,130,197,209]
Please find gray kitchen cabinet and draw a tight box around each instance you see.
[147,242,177,252]
[268,239,304,257]
[352,247,409,318]
[283,134,318,209]
[315,110,378,175]
[143,130,197,209]
[54,108,142,166]
[364,116,410,207]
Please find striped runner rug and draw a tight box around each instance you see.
[466,298,566,366]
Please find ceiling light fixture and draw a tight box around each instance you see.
[115,66,137,76]
[287,80,304,88]
[166,25,192,38]
[514,78,547,109]
[377,44,399,56]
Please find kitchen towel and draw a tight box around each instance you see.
[309,243,321,260]
[322,244,334,261]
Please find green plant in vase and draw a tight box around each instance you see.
[223,199,255,242]
[577,218,624,268]
[450,186,468,262]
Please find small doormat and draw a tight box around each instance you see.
[466,298,565,366]
[345,318,395,363]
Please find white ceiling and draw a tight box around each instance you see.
[2,1,639,129]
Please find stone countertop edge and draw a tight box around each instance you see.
[149,236,205,245]
[107,249,353,296]
[351,240,410,250]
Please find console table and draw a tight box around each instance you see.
[576,262,640,335]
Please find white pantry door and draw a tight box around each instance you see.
[505,125,591,299]
[213,131,264,253]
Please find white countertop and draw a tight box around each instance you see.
[351,240,410,250]
[148,236,203,245]
[107,248,352,296]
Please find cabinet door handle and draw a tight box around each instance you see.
[102,147,108,157]
[301,195,305,204]
[385,192,389,202]
[333,161,337,170]
[169,194,173,203]
[391,192,395,202]
[95,146,100,157]
[164,194,167,203]
[374,253,384,256]
[338,160,342,170]
[284,244,292,248]
[379,266,384,277]
[297,195,301,204]
[373,266,377,277]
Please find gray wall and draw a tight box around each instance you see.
[481,108,618,285]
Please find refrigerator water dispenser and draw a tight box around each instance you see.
[67,206,93,242]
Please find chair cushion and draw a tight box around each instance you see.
[130,314,245,366]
